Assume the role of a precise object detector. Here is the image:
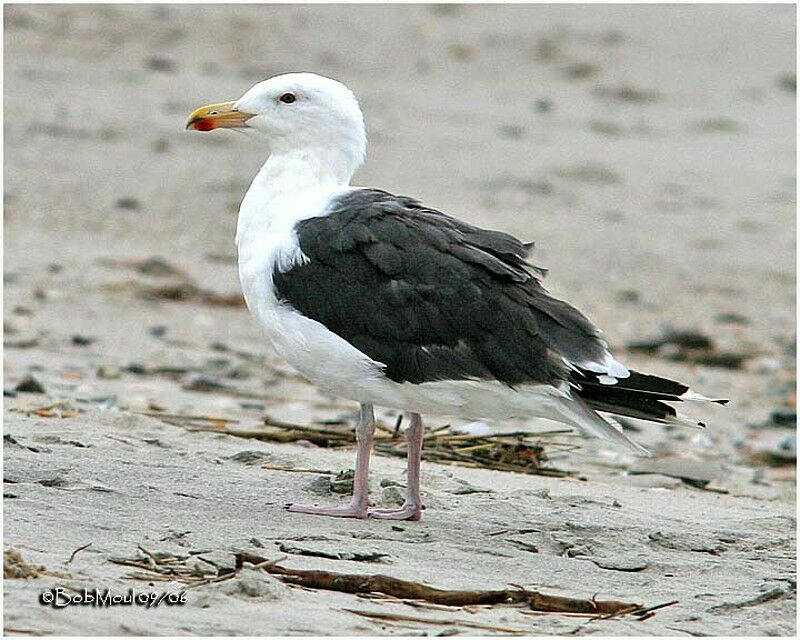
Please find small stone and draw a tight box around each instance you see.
[239,401,266,411]
[764,411,796,428]
[182,374,228,392]
[450,479,491,495]
[15,375,45,394]
[330,469,355,494]
[563,61,598,80]
[217,567,287,600]
[592,555,648,572]
[381,485,405,506]
[135,257,182,277]
[594,84,661,103]
[715,312,749,325]
[616,289,640,303]
[115,197,141,210]
[196,551,236,574]
[123,362,148,375]
[121,396,151,412]
[145,56,176,73]
[96,365,122,379]
[148,325,168,338]
[185,557,217,577]
[305,475,333,496]
[228,450,271,465]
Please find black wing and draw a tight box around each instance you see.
[273,189,609,386]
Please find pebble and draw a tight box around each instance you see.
[715,312,750,325]
[449,479,492,495]
[218,567,287,600]
[144,56,177,73]
[185,557,217,577]
[196,551,236,574]
[148,325,168,338]
[15,375,45,394]
[330,469,355,494]
[96,365,122,379]
[228,450,271,465]
[749,411,796,430]
[115,197,140,210]
[592,555,649,572]
[182,375,228,392]
[381,485,405,506]
[120,396,152,412]
[305,475,333,496]
[239,401,266,411]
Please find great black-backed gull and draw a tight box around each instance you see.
[186,72,726,521]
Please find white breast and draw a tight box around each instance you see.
[236,171,389,400]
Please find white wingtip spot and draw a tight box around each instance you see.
[607,358,630,379]
[582,361,607,374]
[597,375,618,385]
[581,355,630,380]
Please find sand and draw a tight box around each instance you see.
[3,3,796,636]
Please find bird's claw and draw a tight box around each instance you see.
[284,501,368,519]
[368,502,422,521]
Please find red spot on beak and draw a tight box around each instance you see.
[192,118,216,132]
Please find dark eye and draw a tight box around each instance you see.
[279,92,296,104]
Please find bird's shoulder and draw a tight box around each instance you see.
[294,188,546,283]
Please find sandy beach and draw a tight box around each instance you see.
[3,3,796,635]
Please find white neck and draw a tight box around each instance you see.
[258,147,358,191]
[236,147,361,254]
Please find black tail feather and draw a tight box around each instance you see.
[571,368,726,425]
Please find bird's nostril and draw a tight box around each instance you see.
[209,111,218,115]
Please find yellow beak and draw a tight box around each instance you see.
[185,101,255,131]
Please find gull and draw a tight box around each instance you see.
[186,73,725,521]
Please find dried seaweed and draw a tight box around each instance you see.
[376,430,574,477]
[187,417,572,477]
[109,548,655,620]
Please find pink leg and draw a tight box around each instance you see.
[286,403,374,519]
[369,412,423,521]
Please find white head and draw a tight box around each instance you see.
[187,73,367,183]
